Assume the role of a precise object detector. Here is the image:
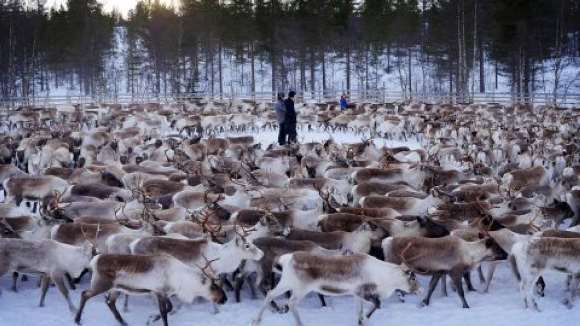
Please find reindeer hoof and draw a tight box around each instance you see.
[278,305,289,314]
[147,315,160,325]
[562,299,574,309]
[250,318,262,326]
[418,300,429,308]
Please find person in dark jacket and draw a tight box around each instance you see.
[284,91,297,144]
[275,92,287,145]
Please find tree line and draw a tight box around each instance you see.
[1,0,579,102]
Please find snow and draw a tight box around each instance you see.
[0,128,577,326]
[217,128,423,150]
[1,264,577,326]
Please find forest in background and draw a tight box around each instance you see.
[1,0,580,103]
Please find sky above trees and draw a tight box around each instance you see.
[45,0,174,16]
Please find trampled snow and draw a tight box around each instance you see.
[0,264,577,326]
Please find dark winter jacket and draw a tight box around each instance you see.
[284,98,297,123]
[275,99,286,123]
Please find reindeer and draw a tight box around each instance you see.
[0,238,93,313]
[359,190,442,215]
[130,232,264,279]
[251,252,420,326]
[286,222,379,254]
[3,175,69,211]
[74,254,227,326]
[512,237,580,310]
[382,235,507,308]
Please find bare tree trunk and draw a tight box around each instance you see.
[271,48,277,96]
[250,42,255,99]
[321,48,326,94]
[495,61,498,90]
[479,36,485,93]
[218,41,223,99]
[300,50,306,94]
[408,48,412,99]
[309,49,315,98]
[472,0,477,94]
[346,45,351,94]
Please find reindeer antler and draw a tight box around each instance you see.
[196,253,219,280]
[80,223,100,254]
[398,241,425,270]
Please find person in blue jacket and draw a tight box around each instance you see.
[340,94,348,111]
[284,91,297,144]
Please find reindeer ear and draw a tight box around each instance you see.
[82,243,96,257]
[478,232,485,240]
[259,216,267,226]
[359,222,371,231]
[484,238,494,248]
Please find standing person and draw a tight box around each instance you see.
[284,91,297,144]
[340,94,348,111]
[275,92,287,145]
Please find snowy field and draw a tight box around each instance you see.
[0,128,577,326]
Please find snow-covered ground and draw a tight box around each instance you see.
[0,264,577,326]
[1,128,578,326]
[217,128,423,150]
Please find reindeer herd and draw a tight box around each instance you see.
[0,100,578,326]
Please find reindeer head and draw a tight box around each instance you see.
[231,228,264,261]
[478,234,509,261]
[399,264,421,296]
[196,255,227,305]
[259,210,291,236]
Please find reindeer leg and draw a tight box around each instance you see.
[151,294,169,326]
[287,290,307,326]
[356,297,366,326]
[463,271,476,292]
[75,277,114,325]
[563,275,580,309]
[11,272,19,292]
[247,275,258,299]
[483,262,497,293]
[318,294,327,307]
[365,295,381,319]
[477,265,486,284]
[122,294,130,313]
[451,270,470,308]
[105,291,128,326]
[234,274,245,302]
[66,273,77,290]
[39,274,50,307]
[440,274,448,296]
[251,282,292,326]
[421,273,443,307]
[73,268,89,285]
[535,276,546,297]
[53,272,77,314]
